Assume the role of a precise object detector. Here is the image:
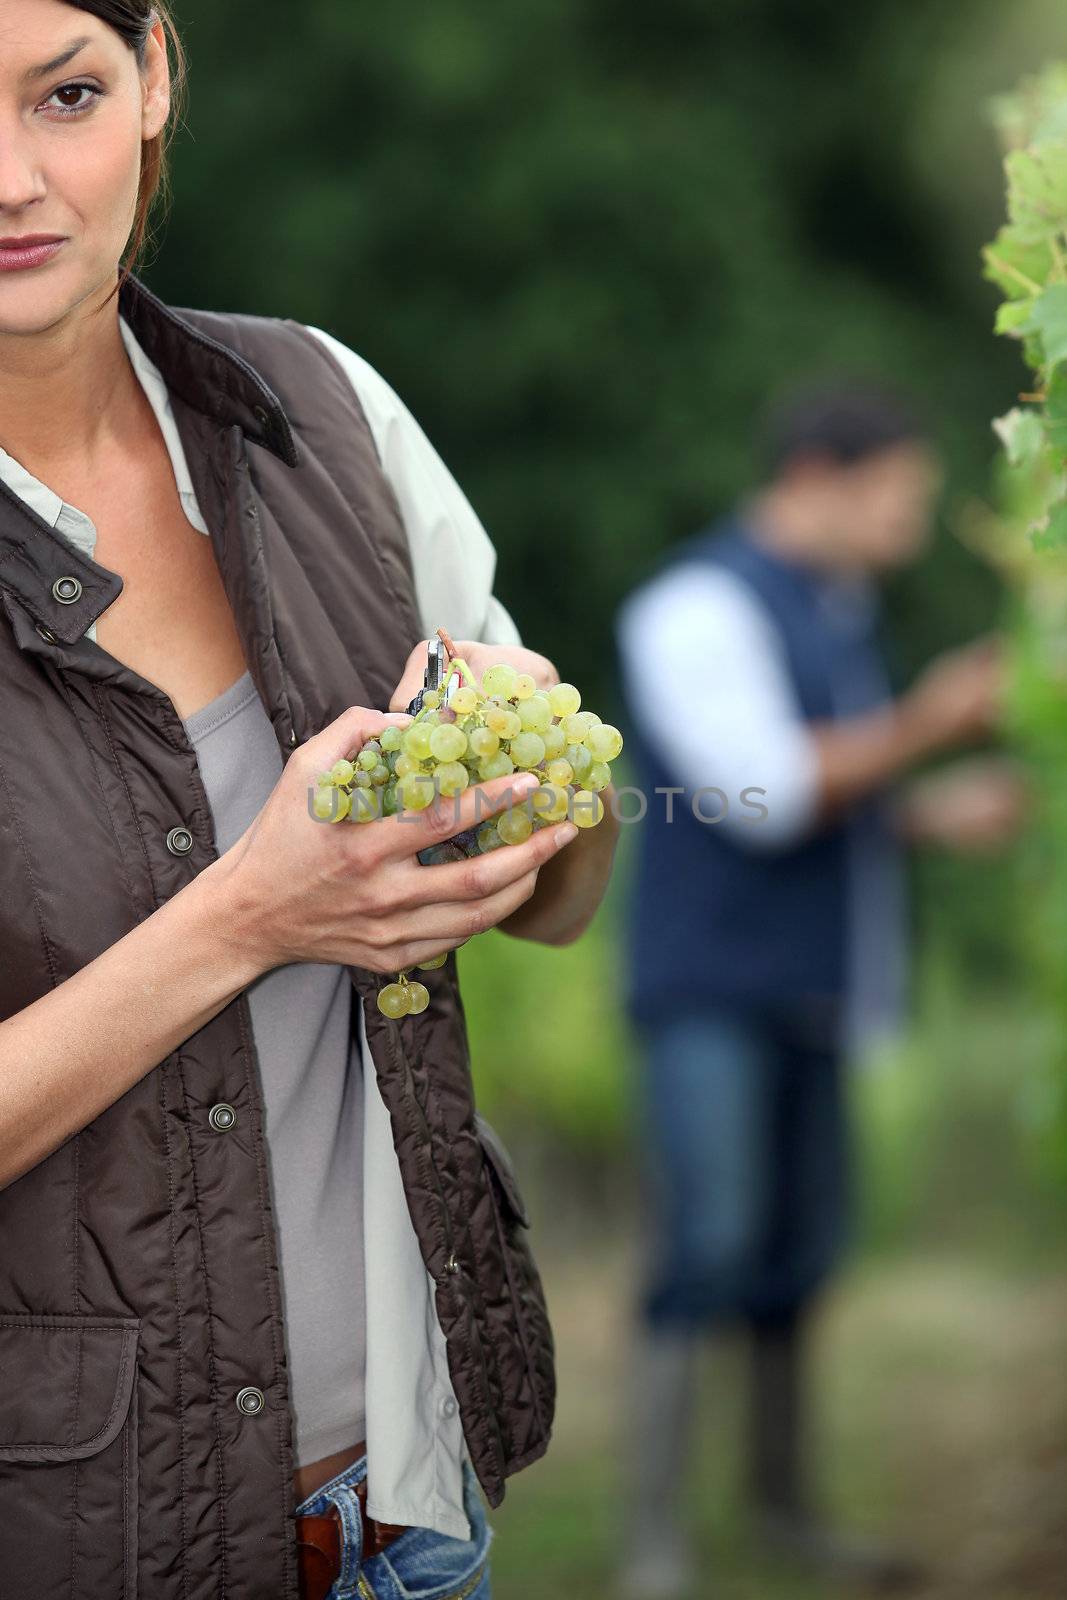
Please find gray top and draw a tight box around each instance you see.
[182,669,367,1467]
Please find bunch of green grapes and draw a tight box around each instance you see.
[312,657,623,1018]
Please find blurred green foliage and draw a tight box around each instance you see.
[149,0,1064,714]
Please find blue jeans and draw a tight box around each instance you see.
[635,1007,850,1328]
[294,1453,494,1599]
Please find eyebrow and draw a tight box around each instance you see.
[22,36,93,85]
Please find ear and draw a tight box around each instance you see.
[140,18,172,142]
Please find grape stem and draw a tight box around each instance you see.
[436,626,458,662]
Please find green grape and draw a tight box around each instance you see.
[370,763,391,786]
[572,789,604,828]
[541,723,567,759]
[354,768,373,788]
[518,694,553,734]
[468,726,499,760]
[486,707,521,739]
[532,782,571,823]
[380,726,403,753]
[382,784,400,816]
[429,723,468,762]
[316,770,335,788]
[451,686,478,715]
[548,682,581,718]
[403,724,434,761]
[332,758,357,784]
[398,772,436,811]
[422,690,442,710]
[377,983,411,1019]
[562,712,595,742]
[481,663,518,698]
[417,953,448,970]
[394,753,420,778]
[510,731,546,768]
[477,819,506,852]
[436,761,470,797]
[349,788,381,823]
[497,807,533,845]
[565,742,593,778]
[587,760,611,791]
[513,673,536,700]
[406,981,431,1015]
[479,751,515,781]
[546,758,574,786]
[312,785,348,822]
[356,749,378,772]
[586,724,622,761]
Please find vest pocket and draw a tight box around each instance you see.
[0,1313,141,1598]
[473,1114,556,1456]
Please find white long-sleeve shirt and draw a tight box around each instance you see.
[0,313,522,1540]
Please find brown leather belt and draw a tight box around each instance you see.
[295,1475,409,1600]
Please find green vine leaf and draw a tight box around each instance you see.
[1023,283,1067,370]
[1005,144,1067,237]
[994,407,1047,466]
[1030,495,1067,550]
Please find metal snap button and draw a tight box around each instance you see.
[165,826,194,855]
[52,575,82,605]
[208,1102,237,1133]
[288,730,297,746]
[253,404,270,428]
[444,1254,460,1275]
[235,1386,265,1416]
[35,622,58,644]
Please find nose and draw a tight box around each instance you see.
[0,117,47,213]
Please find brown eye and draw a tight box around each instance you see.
[44,82,101,117]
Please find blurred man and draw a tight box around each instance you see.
[612,380,1025,1597]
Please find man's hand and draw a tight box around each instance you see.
[899,635,1006,753]
[894,756,1031,853]
[390,639,560,712]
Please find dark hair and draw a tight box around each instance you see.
[64,3,187,300]
[758,376,929,480]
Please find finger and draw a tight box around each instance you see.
[373,771,543,861]
[303,706,413,769]
[389,814,578,910]
[374,867,541,966]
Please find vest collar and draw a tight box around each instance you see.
[117,272,300,469]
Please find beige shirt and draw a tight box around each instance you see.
[0,313,522,1540]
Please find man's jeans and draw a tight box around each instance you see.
[634,1006,850,1327]
[294,1453,493,1600]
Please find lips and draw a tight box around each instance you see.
[0,237,67,272]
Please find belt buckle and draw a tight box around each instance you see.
[295,1483,410,1599]
[295,1505,343,1600]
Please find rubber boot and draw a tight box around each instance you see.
[748,1309,924,1589]
[615,1319,702,1600]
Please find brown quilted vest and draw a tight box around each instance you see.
[0,272,556,1598]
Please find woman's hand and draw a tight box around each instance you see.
[389,639,560,712]
[214,705,579,978]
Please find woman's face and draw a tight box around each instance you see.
[0,0,169,337]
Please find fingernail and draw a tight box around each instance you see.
[514,773,540,793]
[556,823,579,846]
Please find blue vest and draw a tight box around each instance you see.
[619,519,897,1034]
